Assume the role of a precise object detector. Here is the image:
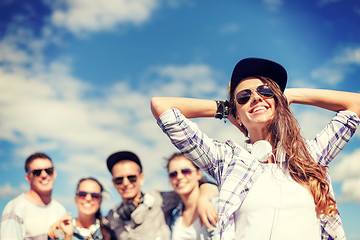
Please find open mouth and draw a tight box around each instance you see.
[40,179,50,185]
[81,202,95,209]
[176,181,188,188]
[250,105,268,114]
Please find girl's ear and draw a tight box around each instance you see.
[236,112,243,126]
[196,169,202,181]
[236,116,242,125]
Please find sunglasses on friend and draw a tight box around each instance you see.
[76,191,102,200]
[235,84,274,104]
[113,175,138,185]
[28,167,54,177]
[168,168,197,179]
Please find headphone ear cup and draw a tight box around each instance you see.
[118,201,136,221]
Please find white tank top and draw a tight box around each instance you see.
[234,163,321,240]
[171,217,209,240]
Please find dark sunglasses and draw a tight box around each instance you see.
[235,84,274,104]
[76,191,102,200]
[28,167,54,177]
[168,168,196,179]
[113,175,138,185]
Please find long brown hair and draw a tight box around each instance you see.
[230,76,337,217]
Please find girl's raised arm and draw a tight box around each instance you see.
[285,88,360,117]
[150,97,217,119]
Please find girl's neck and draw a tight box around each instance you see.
[180,186,200,227]
[76,214,96,229]
[181,185,200,210]
[249,127,272,144]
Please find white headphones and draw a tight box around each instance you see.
[250,140,273,163]
[73,218,100,239]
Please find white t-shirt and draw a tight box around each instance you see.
[1,193,66,240]
[172,216,210,240]
[234,164,321,240]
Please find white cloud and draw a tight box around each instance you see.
[149,64,225,98]
[331,149,360,182]
[311,46,360,86]
[327,146,360,202]
[292,107,333,139]
[311,66,345,86]
[333,47,360,65]
[0,34,30,65]
[339,177,360,203]
[50,0,159,35]
[0,182,28,198]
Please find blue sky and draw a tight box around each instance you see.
[1,0,360,238]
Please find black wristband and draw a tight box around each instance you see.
[214,100,230,119]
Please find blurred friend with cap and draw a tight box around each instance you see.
[150,57,360,240]
[104,150,218,240]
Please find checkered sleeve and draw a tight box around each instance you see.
[157,108,228,185]
[307,110,359,166]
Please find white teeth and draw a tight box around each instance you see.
[83,203,92,208]
[252,106,266,113]
[41,180,49,184]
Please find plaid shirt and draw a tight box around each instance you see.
[157,109,359,240]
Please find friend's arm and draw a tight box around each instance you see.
[198,183,219,230]
[285,88,360,117]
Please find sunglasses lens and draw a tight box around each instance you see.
[32,169,42,176]
[169,171,178,179]
[257,85,274,97]
[181,168,193,175]
[236,90,251,104]
[114,177,124,185]
[127,175,137,183]
[45,167,54,175]
[77,191,87,199]
[90,193,101,200]
[77,191,101,200]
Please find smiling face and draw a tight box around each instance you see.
[75,179,102,218]
[112,160,144,202]
[234,77,276,142]
[168,156,201,197]
[26,158,56,195]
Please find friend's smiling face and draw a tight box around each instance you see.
[26,158,56,195]
[168,156,201,196]
[75,179,102,217]
[112,160,144,202]
[234,77,276,141]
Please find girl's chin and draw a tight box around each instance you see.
[175,187,192,195]
[79,210,98,216]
